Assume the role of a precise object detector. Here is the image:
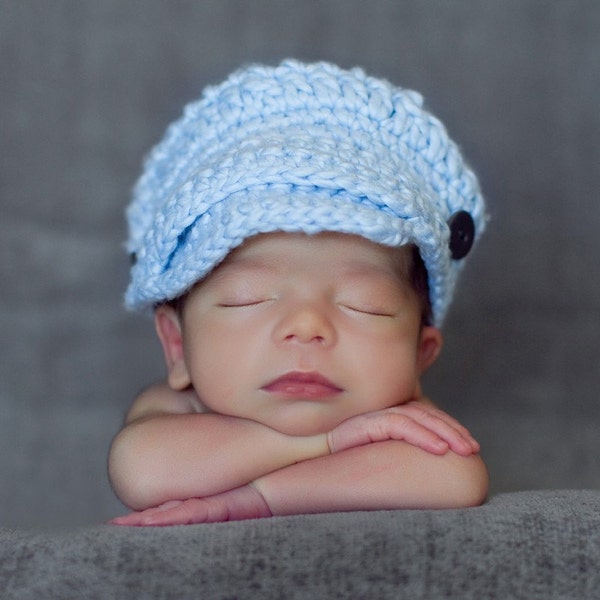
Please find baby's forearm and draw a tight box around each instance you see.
[253,441,489,515]
[108,413,328,510]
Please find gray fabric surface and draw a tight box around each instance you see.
[1,491,599,599]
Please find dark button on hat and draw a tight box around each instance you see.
[448,211,475,260]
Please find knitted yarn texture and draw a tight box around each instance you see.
[126,60,486,325]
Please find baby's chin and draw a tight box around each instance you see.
[255,405,350,438]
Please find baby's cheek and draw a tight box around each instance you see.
[370,352,420,405]
[185,346,226,404]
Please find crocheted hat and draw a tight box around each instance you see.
[125,60,486,325]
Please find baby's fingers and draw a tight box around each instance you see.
[329,411,451,455]
[383,415,451,455]
[397,404,479,456]
[328,402,480,456]
[109,499,211,527]
[109,486,272,527]
[137,499,216,525]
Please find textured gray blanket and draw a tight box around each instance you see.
[1,491,599,599]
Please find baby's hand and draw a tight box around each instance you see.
[327,400,480,456]
[109,484,272,527]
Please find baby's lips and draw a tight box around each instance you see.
[262,371,343,398]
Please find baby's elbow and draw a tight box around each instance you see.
[442,453,489,508]
[108,427,162,511]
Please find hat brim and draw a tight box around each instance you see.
[126,157,453,324]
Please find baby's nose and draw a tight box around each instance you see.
[273,302,337,346]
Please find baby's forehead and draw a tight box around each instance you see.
[205,231,413,282]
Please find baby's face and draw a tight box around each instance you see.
[176,232,441,436]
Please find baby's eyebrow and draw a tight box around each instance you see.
[209,254,404,289]
[337,266,415,300]
[337,263,402,284]
[208,259,275,285]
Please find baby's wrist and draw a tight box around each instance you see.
[244,482,273,518]
[300,432,330,460]
[326,430,335,454]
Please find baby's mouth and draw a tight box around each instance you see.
[262,371,343,399]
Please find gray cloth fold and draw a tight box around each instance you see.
[1,491,599,600]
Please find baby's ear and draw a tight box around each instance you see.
[417,326,443,373]
[154,305,192,390]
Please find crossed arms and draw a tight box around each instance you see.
[108,384,488,526]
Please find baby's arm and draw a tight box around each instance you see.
[256,403,487,514]
[253,440,488,516]
[110,386,484,525]
[113,441,487,527]
[108,384,329,511]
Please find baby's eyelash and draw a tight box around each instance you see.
[218,298,272,308]
[339,303,395,318]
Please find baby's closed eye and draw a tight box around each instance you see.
[213,279,275,308]
[338,302,397,318]
[217,295,275,308]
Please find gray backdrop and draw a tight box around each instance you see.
[2,0,599,528]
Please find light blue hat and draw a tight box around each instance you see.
[126,59,486,325]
